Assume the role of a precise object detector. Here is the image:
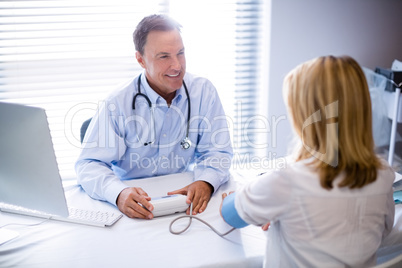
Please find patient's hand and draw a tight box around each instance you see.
[116,187,154,219]
[219,191,235,218]
[262,222,270,231]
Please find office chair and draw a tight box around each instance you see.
[80,118,92,143]
[374,253,402,268]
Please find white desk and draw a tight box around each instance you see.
[1,172,402,267]
[0,173,266,268]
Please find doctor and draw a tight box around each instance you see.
[75,14,233,219]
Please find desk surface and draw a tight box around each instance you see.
[1,172,402,267]
[0,173,266,268]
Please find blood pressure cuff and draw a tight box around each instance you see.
[221,193,249,228]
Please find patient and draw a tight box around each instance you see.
[220,55,395,267]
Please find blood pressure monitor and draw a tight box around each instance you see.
[150,194,188,217]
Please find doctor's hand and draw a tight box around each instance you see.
[116,187,154,219]
[168,181,213,215]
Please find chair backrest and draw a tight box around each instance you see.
[80,118,92,143]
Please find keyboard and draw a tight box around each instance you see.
[0,204,123,227]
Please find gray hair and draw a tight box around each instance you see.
[133,14,182,55]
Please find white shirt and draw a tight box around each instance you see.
[234,158,395,267]
[75,72,233,205]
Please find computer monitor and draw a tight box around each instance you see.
[0,102,69,217]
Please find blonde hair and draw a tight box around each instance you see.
[284,55,382,189]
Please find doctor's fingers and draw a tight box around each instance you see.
[188,189,210,215]
[167,186,188,197]
[192,199,208,215]
[117,188,152,216]
[131,195,154,216]
[126,189,153,219]
[117,196,152,219]
[125,202,153,219]
[132,187,150,200]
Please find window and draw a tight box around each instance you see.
[0,0,268,179]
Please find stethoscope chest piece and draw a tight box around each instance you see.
[181,137,191,150]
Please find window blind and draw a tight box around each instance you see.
[170,0,266,165]
[0,0,267,179]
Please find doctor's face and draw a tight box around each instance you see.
[136,29,186,100]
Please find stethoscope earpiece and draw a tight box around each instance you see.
[133,74,191,150]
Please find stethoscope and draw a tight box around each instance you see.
[132,74,191,150]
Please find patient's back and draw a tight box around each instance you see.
[241,158,395,267]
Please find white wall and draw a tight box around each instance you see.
[267,0,402,157]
